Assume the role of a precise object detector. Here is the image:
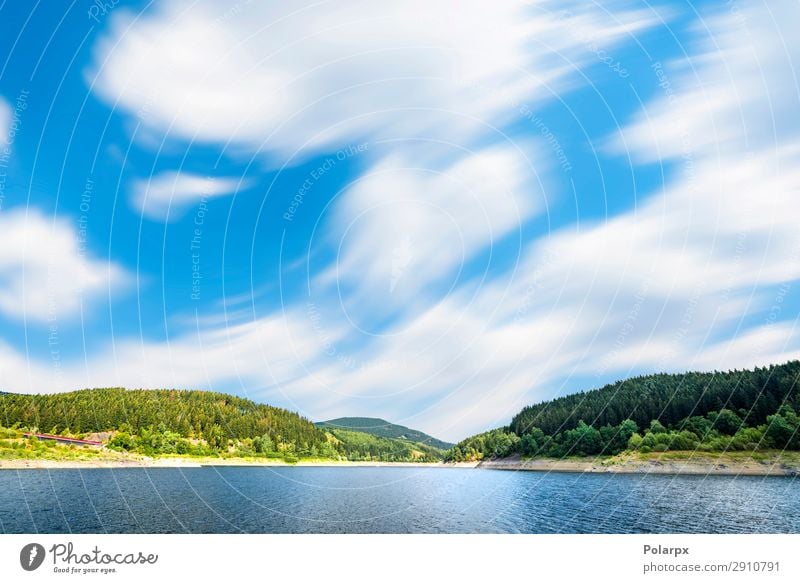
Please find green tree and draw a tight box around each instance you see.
[204,424,227,450]
[520,428,546,456]
[765,408,797,449]
[627,432,643,450]
[709,408,743,436]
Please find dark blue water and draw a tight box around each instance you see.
[0,467,797,533]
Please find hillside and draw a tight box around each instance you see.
[0,388,330,457]
[325,428,444,462]
[447,361,800,462]
[317,417,453,449]
[0,389,444,463]
[510,361,800,435]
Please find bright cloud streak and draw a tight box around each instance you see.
[88,0,658,162]
[131,171,244,221]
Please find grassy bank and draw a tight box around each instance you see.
[4,438,798,476]
[0,433,448,469]
[0,455,449,470]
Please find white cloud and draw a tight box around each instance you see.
[302,1,800,437]
[589,1,800,313]
[691,323,800,373]
[88,0,658,162]
[14,0,789,442]
[0,209,128,323]
[12,0,657,441]
[534,146,800,304]
[0,98,10,145]
[615,0,800,162]
[132,171,244,221]
[314,143,545,323]
[0,305,347,419]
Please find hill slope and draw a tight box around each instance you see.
[447,361,800,462]
[0,389,446,463]
[317,417,453,449]
[0,388,328,451]
[510,361,800,436]
[325,428,444,462]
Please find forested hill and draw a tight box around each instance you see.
[0,388,327,450]
[511,361,800,436]
[317,417,453,449]
[0,389,446,462]
[446,361,800,462]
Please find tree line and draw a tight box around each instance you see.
[326,428,443,462]
[0,388,327,453]
[0,388,446,462]
[510,361,799,437]
[447,361,800,461]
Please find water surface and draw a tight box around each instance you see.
[0,467,796,533]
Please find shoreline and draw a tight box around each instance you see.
[477,454,800,477]
[0,457,480,470]
[2,453,798,475]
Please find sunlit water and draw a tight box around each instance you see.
[0,467,797,533]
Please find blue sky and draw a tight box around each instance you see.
[0,0,799,441]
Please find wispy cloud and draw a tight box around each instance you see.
[88,0,659,162]
[614,0,800,163]
[314,143,545,323]
[15,0,788,442]
[0,98,10,145]
[131,171,244,221]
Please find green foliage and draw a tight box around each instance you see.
[450,361,800,460]
[0,426,20,439]
[108,431,135,451]
[317,417,453,450]
[203,424,227,450]
[709,408,743,435]
[627,432,643,450]
[253,434,275,454]
[765,405,799,449]
[510,361,799,436]
[328,428,443,462]
[611,419,639,454]
[0,388,329,455]
[445,429,520,461]
[561,421,603,456]
[0,391,452,463]
[731,426,766,451]
[678,416,713,440]
[520,427,547,456]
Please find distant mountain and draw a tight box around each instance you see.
[325,428,444,462]
[317,417,454,450]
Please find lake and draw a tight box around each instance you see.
[0,467,797,533]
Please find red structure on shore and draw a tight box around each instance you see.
[23,432,103,447]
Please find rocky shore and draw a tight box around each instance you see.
[477,454,800,476]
